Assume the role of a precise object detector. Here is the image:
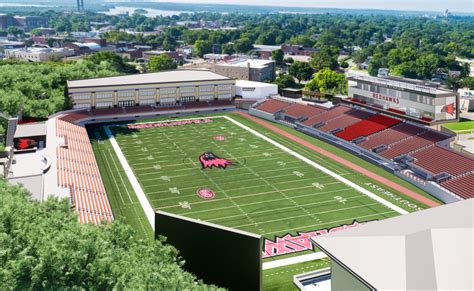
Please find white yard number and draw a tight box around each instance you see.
[277,161,286,167]
[146,155,154,160]
[153,164,161,170]
[169,187,180,195]
[132,133,138,138]
[250,144,259,149]
[312,182,325,190]
[160,176,171,182]
[229,131,236,135]
[135,140,142,144]
[334,196,347,204]
[293,171,304,177]
[179,201,191,209]
[141,147,148,152]
[239,138,247,142]
[262,152,271,157]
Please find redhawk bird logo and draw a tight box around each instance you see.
[441,103,456,116]
[198,152,235,169]
[15,138,38,150]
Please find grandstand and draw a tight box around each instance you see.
[409,145,474,176]
[250,97,474,201]
[254,98,291,114]
[282,103,326,120]
[358,123,426,150]
[56,117,113,224]
[378,131,449,160]
[335,114,401,141]
[440,173,474,199]
[317,109,373,132]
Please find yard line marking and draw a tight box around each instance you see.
[206,195,366,222]
[156,188,352,209]
[233,203,380,228]
[223,116,408,215]
[104,125,157,230]
[152,181,344,203]
[264,211,396,236]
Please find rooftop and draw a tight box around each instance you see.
[67,70,231,89]
[14,122,47,138]
[313,199,473,290]
[219,58,275,69]
[347,73,454,95]
[236,80,278,88]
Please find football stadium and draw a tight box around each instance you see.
[5,70,473,290]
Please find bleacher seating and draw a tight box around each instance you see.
[255,99,292,114]
[56,118,114,224]
[379,130,449,160]
[209,100,235,107]
[359,123,426,150]
[335,114,401,141]
[302,105,352,127]
[440,173,474,199]
[410,145,474,176]
[59,110,91,123]
[283,103,326,119]
[318,109,373,132]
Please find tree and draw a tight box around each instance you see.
[305,69,347,95]
[85,51,137,74]
[415,54,439,80]
[147,55,177,72]
[194,40,212,57]
[309,46,339,72]
[7,26,22,37]
[289,61,314,83]
[274,74,296,89]
[461,76,474,90]
[272,49,284,64]
[0,178,222,290]
[233,38,253,53]
[367,52,386,76]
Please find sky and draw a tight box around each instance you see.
[137,0,474,13]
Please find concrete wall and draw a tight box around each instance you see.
[331,261,370,291]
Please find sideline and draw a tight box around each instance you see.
[236,112,440,208]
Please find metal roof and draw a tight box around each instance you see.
[14,122,47,138]
[67,70,231,89]
[312,199,473,290]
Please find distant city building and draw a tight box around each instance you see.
[64,42,112,55]
[214,59,276,82]
[346,74,459,124]
[142,50,182,62]
[281,44,319,56]
[4,47,74,62]
[0,14,48,30]
[67,70,235,109]
[253,45,281,60]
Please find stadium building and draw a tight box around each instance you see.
[67,70,236,109]
[345,74,459,125]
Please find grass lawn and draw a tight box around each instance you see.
[443,119,474,132]
[263,259,330,291]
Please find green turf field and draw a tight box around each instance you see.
[89,114,432,258]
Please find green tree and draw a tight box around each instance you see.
[309,46,339,71]
[194,40,213,57]
[274,74,296,89]
[289,61,314,83]
[84,51,137,74]
[147,54,177,72]
[0,178,221,290]
[7,26,22,37]
[415,54,439,80]
[305,69,347,95]
[233,38,253,53]
[461,76,474,90]
[272,49,284,64]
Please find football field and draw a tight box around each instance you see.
[97,115,408,259]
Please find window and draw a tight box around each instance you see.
[139,89,156,97]
[217,93,232,99]
[199,86,214,93]
[118,100,135,107]
[180,87,195,94]
[96,92,113,99]
[160,88,176,95]
[139,99,156,105]
[160,97,176,104]
[96,102,113,108]
[73,103,91,109]
[117,91,135,98]
[218,85,233,92]
[72,94,91,101]
[181,96,196,103]
[199,95,214,101]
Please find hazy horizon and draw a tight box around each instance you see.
[112,0,472,13]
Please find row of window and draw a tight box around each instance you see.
[356,82,434,106]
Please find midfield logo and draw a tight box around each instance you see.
[198,152,236,170]
[262,220,373,258]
